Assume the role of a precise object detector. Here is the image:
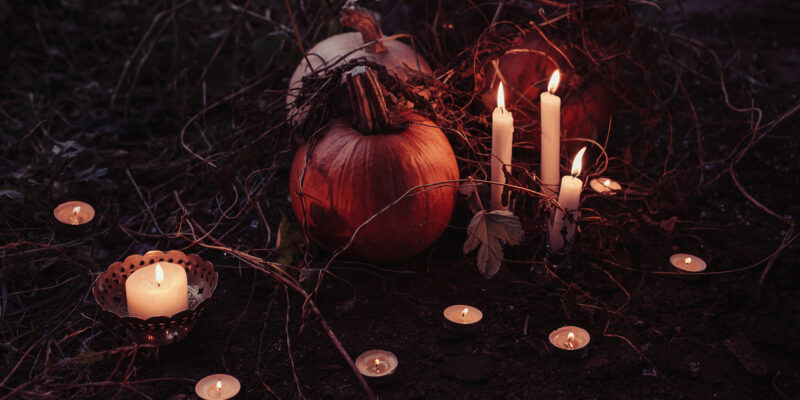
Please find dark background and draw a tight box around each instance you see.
[0,0,798,399]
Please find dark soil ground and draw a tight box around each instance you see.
[1,0,799,399]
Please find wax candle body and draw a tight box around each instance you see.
[491,85,514,210]
[549,174,582,252]
[540,90,561,197]
[125,262,188,319]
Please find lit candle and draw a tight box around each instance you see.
[548,147,586,253]
[53,201,95,226]
[491,83,514,210]
[442,304,483,335]
[548,325,591,358]
[540,70,561,198]
[670,253,707,272]
[125,262,188,319]
[195,374,240,400]
[355,349,398,384]
[589,177,622,194]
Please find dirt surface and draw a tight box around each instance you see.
[1,0,799,399]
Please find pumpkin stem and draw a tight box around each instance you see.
[346,66,390,134]
[340,6,387,53]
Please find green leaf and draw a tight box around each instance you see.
[463,210,523,279]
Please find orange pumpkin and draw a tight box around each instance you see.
[289,68,458,263]
[477,31,614,151]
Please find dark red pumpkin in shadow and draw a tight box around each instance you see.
[477,31,615,152]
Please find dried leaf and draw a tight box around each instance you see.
[458,179,484,213]
[0,189,22,199]
[274,216,304,267]
[463,210,523,279]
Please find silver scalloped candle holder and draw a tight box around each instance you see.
[92,250,218,345]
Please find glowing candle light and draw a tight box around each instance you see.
[355,350,398,384]
[549,326,591,357]
[125,262,188,319]
[195,374,240,400]
[53,201,95,226]
[566,331,575,349]
[540,70,561,197]
[443,305,483,335]
[491,82,514,210]
[548,147,586,253]
[589,177,622,194]
[670,253,707,272]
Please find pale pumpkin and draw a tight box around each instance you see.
[289,68,458,263]
[286,7,431,124]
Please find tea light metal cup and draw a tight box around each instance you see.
[589,178,622,195]
[53,200,95,236]
[670,253,707,273]
[355,349,398,385]
[442,305,483,335]
[195,374,240,400]
[548,325,591,360]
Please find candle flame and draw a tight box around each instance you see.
[461,308,469,319]
[374,358,382,373]
[216,379,222,391]
[603,179,611,187]
[684,257,692,264]
[72,206,81,215]
[155,264,164,285]
[497,82,506,110]
[547,70,560,94]
[570,147,587,176]
[566,332,575,349]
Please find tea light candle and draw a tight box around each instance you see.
[548,147,586,253]
[670,253,707,272]
[195,374,240,400]
[442,304,483,335]
[53,201,95,225]
[125,262,188,319]
[589,177,622,194]
[540,70,561,198]
[491,82,514,210]
[355,349,398,384]
[548,325,590,359]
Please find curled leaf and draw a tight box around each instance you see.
[463,210,523,279]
